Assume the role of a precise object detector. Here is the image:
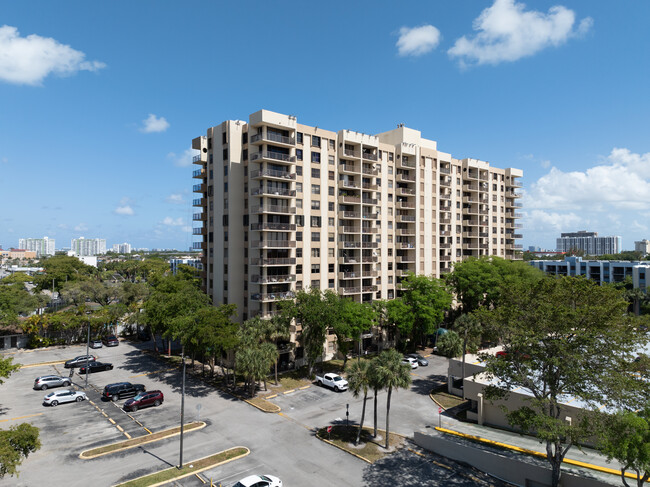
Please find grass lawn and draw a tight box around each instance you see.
[115,447,249,487]
[432,391,468,410]
[316,425,404,463]
[80,422,205,458]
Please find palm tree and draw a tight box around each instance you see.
[373,349,412,448]
[346,359,372,445]
[369,356,382,438]
[454,313,481,385]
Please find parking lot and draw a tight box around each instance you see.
[1,342,502,486]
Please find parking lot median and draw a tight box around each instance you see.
[79,421,206,459]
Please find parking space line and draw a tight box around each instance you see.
[0,413,44,423]
[19,360,67,369]
[123,431,132,439]
[116,425,124,432]
[298,385,311,390]
[108,418,116,424]
[195,473,207,484]
[283,389,296,394]
[144,427,153,434]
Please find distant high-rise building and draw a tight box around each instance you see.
[112,243,132,254]
[635,239,650,256]
[556,231,621,256]
[18,237,55,257]
[71,237,106,256]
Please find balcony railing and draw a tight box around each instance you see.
[340,163,360,173]
[397,173,415,182]
[340,242,361,248]
[251,274,296,284]
[250,222,296,231]
[192,169,205,178]
[396,215,416,222]
[251,205,296,214]
[439,167,451,175]
[399,159,416,168]
[193,184,205,193]
[339,211,360,219]
[362,212,378,219]
[339,226,360,233]
[362,286,378,293]
[251,291,296,302]
[340,180,360,189]
[362,198,378,205]
[250,151,296,163]
[251,240,297,248]
[397,201,415,209]
[362,256,378,263]
[193,213,206,221]
[192,198,205,207]
[250,169,296,180]
[362,152,378,161]
[397,187,415,195]
[339,272,361,279]
[251,187,296,197]
[344,149,360,158]
[192,154,205,164]
[340,195,361,204]
[339,287,362,295]
[362,166,379,176]
[251,132,295,145]
[362,242,378,248]
[250,257,296,266]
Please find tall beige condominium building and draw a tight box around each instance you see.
[192,109,523,327]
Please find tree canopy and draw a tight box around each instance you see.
[0,423,41,478]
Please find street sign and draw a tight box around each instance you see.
[327,426,333,433]
[438,407,442,414]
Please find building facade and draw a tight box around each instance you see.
[71,238,107,256]
[112,243,132,254]
[556,231,621,256]
[635,239,650,256]
[530,256,650,290]
[192,110,523,357]
[18,237,55,257]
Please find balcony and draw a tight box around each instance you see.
[362,198,378,205]
[362,212,378,219]
[192,241,206,250]
[339,195,361,204]
[362,286,378,293]
[439,243,451,249]
[397,187,415,196]
[339,287,361,295]
[362,152,378,161]
[339,226,360,233]
[250,169,296,181]
[251,205,296,215]
[340,163,360,174]
[362,166,379,176]
[343,148,361,158]
[439,218,451,224]
[362,182,378,191]
[362,256,378,263]
[363,270,379,277]
[192,168,205,178]
[439,255,451,262]
[339,271,361,279]
[398,242,415,249]
[250,151,296,164]
[396,228,415,236]
[251,187,296,198]
[439,177,451,187]
[396,255,415,263]
[339,256,362,264]
[398,158,416,169]
[340,180,360,189]
[192,154,206,165]
[193,213,206,221]
[251,291,296,302]
[250,257,296,266]
[340,241,361,248]
[397,173,415,182]
[251,274,296,284]
[397,201,415,209]
[440,193,451,200]
[251,240,297,249]
[362,242,378,248]
[250,132,295,146]
[511,180,523,188]
[192,198,205,207]
[439,167,451,175]
[250,222,296,231]
[193,183,206,193]
[362,226,378,234]
[192,227,206,236]
[339,210,361,219]
[396,214,416,222]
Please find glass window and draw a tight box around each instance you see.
[311,200,320,210]
[311,264,320,273]
[312,135,321,148]
[297,132,303,144]
[311,232,320,242]
[296,166,302,176]
[311,152,321,163]
[312,184,320,194]
[296,149,303,161]
[312,168,320,178]
[296,182,303,193]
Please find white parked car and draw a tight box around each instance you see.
[401,357,419,369]
[43,389,87,407]
[315,372,349,391]
[233,474,282,487]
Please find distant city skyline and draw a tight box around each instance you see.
[1,2,649,250]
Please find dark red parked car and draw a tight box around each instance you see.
[123,390,164,412]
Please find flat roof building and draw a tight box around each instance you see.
[192,109,523,360]
[18,237,55,257]
[556,231,621,256]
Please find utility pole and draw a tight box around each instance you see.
[178,344,186,469]
[85,317,91,389]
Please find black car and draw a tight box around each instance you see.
[64,355,97,369]
[78,361,114,374]
[102,382,146,401]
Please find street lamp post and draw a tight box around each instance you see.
[85,316,91,389]
[178,344,186,469]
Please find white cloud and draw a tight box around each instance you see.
[166,193,184,204]
[162,217,184,226]
[448,0,593,66]
[0,25,105,85]
[182,226,192,233]
[396,25,441,57]
[74,223,88,232]
[114,206,134,216]
[1,157,8,164]
[140,114,169,133]
[167,148,197,167]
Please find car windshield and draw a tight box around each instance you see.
[45,392,54,397]
[133,393,146,401]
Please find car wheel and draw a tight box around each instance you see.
[41,384,48,390]
[334,386,340,392]
[318,380,323,387]
[111,395,118,402]
[153,400,161,407]
[109,365,113,370]
[131,406,138,412]
[76,396,83,402]
[63,381,71,387]
[51,400,58,407]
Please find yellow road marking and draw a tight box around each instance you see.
[265,394,278,399]
[19,360,66,368]
[116,425,124,432]
[108,418,116,424]
[0,413,44,423]
[195,473,207,484]
[298,385,311,390]
[123,431,132,439]
[283,389,295,394]
[144,427,153,434]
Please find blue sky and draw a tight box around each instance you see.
[1,1,649,252]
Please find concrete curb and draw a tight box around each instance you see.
[79,422,207,459]
[315,427,407,464]
[112,446,250,487]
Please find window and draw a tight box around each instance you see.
[297,132,303,144]
[296,149,303,161]
[296,215,304,226]
[329,171,335,181]
[312,184,320,194]
[328,155,335,165]
[328,232,335,242]
[328,217,335,227]
[328,263,334,273]
[311,264,320,273]
[311,152,321,163]
[209,169,213,180]
[296,166,302,176]
[329,279,335,289]
[311,248,320,258]
[389,152,394,162]
[296,265,302,274]
[328,202,335,211]
[296,248,303,258]
[296,199,303,209]
[328,186,334,196]
[329,139,335,150]
[311,200,320,209]
[224,166,228,176]
[328,248,335,257]
[312,135,321,148]
[296,182,303,193]
[296,231,303,241]
[311,280,320,289]
[223,148,228,160]
[311,216,321,227]
[312,168,320,178]
[311,232,320,241]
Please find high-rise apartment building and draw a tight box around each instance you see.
[192,110,523,334]
[556,231,621,256]
[112,243,132,254]
[71,237,106,256]
[635,239,650,256]
[18,237,55,257]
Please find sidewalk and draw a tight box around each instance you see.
[434,415,622,486]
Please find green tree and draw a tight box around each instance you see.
[373,349,412,448]
[477,276,649,487]
[0,282,46,326]
[436,330,463,358]
[388,273,452,348]
[599,410,650,487]
[335,299,376,368]
[0,356,20,384]
[33,255,95,291]
[236,317,278,396]
[346,359,372,445]
[453,313,482,380]
[0,423,41,478]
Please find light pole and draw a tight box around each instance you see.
[85,313,91,389]
[178,344,186,469]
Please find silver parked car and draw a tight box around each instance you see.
[43,389,87,406]
[33,375,72,390]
